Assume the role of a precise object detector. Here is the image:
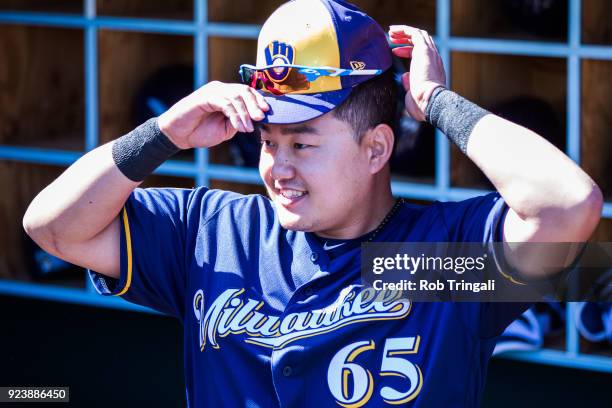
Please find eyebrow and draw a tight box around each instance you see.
[259,123,320,136]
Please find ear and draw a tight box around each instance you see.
[363,124,394,174]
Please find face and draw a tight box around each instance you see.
[258,113,374,237]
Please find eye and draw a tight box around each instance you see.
[260,139,276,148]
[293,143,309,150]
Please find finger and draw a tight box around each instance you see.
[389,31,412,38]
[241,90,266,122]
[437,53,445,70]
[220,102,243,133]
[230,97,253,132]
[390,36,413,45]
[390,25,425,44]
[421,30,435,49]
[391,46,414,59]
[389,32,413,43]
[224,120,238,141]
[249,87,269,111]
[389,24,407,32]
[194,111,237,143]
[389,24,420,34]
[404,29,426,48]
[429,34,441,54]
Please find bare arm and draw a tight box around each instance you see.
[390,25,603,278]
[469,114,602,243]
[23,144,137,278]
[23,81,268,279]
[468,115,602,276]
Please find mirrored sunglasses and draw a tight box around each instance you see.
[238,63,382,95]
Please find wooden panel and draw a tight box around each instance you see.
[208,37,257,84]
[208,37,259,166]
[451,53,566,123]
[208,0,284,24]
[0,0,81,13]
[452,0,504,38]
[208,0,435,31]
[450,52,566,188]
[582,0,612,45]
[352,0,436,32]
[98,30,194,163]
[589,217,612,242]
[0,163,64,280]
[581,59,612,200]
[452,0,567,41]
[97,0,192,20]
[0,25,84,150]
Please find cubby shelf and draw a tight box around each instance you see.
[1,0,611,374]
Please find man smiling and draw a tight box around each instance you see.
[258,114,395,237]
[23,0,602,406]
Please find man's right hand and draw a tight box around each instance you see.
[157,81,269,150]
[389,26,446,122]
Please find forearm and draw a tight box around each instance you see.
[426,87,602,241]
[23,118,179,256]
[468,114,601,224]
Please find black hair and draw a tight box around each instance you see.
[332,68,398,142]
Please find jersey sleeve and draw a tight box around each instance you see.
[87,187,243,320]
[438,192,532,338]
[437,192,507,243]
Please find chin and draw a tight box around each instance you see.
[279,222,308,232]
[278,216,311,232]
[277,210,315,232]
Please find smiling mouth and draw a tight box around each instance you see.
[276,188,308,206]
[280,189,307,199]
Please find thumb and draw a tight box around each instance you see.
[223,119,238,141]
[401,72,411,92]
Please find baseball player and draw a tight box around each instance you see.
[23,0,602,406]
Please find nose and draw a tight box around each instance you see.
[270,152,295,182]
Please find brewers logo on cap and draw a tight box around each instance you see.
[264,41,296,83]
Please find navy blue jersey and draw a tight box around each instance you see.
[89,188,529,407]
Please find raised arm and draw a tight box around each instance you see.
[390,25,603,277]
[22,82,268,279]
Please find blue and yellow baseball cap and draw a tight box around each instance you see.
[246,0,392,124]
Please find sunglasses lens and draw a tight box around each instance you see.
[239,67,256,85]
[263,67,310,94]
[240,65,328,95]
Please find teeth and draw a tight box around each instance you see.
[280,189,306,198]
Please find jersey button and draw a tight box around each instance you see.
[282,366,293,377]
[310,252,319,262]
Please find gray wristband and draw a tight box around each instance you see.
[425,87,490,154]
[112,117,180,182]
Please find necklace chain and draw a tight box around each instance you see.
[365,198,405,243]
